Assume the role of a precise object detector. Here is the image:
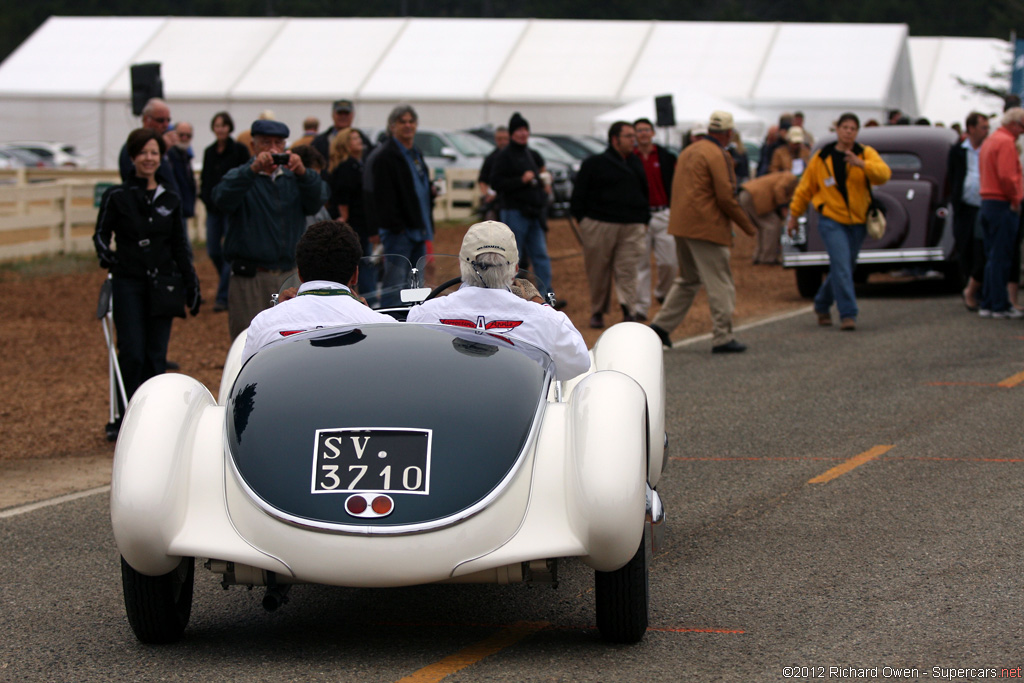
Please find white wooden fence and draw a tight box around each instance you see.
[0,167,481,262]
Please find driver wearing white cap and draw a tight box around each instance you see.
[407,221,591,381]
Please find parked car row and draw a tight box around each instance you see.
[0,141,87,168]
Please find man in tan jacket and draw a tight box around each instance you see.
[740,171,799,264]
[649,111,757,353]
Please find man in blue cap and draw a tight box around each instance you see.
[213,118,329,340]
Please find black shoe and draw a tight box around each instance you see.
[589,313,604,329]
[105,417,122,442]
[711,339,747,354]
[166,360,180,371]
[650,324,673,348]
[553,299,568,310]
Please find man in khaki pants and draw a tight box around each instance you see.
[570,121,650,329]
[649,111,757,353]
[740,171,799,265]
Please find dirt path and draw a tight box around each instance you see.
[0,219,804,510]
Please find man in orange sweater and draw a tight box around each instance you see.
[977,107,1024,318]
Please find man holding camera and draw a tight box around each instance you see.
[213,119,328,341]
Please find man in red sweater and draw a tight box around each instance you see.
[978,107,1024,318]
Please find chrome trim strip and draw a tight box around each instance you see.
[783,247,946,267]
[226,364,554,537]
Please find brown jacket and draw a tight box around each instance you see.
[769,144,811,174]
[668,138,756,246]
[741,171,799,216]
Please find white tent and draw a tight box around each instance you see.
[909,36,1008,126]
[0,16,922,168]
[593,90,767,143]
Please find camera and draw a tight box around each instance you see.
[271,153,290,165]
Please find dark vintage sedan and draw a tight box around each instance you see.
[783,126,960,298]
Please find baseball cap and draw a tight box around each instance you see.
[786,126,806,144]
[708,110,734,132]
[689,123,708,138]
[252,119,290,138]
[333,99,354,113]
[459,221,519,266]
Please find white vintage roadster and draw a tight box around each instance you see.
[111,255,667,644]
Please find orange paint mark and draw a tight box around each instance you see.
[396,621,547,683]
[997,370,1024,388]
[808,445,894,484]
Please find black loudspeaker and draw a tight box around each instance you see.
[654,94,675,128]
[130,63,163,116]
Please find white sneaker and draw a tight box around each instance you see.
[1005,308,1024,319]
[978,309,993,318]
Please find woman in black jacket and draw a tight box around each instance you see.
[199,111,250,311]
[94,128,200,409]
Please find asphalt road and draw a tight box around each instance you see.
[3,281,1024,683]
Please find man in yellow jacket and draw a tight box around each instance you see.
[786,112,891,330]
[649,111,757,353]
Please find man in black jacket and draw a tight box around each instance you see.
[570,121,650,328]
[949,111,990,309]
[629,117,677,321]
[312,99,373,161]
[490,113,552,294]
[369,104,433,267]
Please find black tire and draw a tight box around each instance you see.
[595,536,649,643]
[121,555,194,644]
[795,267,824,299]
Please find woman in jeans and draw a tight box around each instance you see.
[786,113,891,330]
[94,128,199,413]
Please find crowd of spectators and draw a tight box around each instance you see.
[96,92,1024,394]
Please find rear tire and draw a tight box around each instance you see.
[595,536,649,643]
[795,267,824,299]
[121,556,194,644]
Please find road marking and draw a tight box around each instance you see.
[669,306,813,349]
[997,370,1024,388]
[671,456,845,462]
[396,621,547,683]
[808,446,893,484]
[0,485,109,520]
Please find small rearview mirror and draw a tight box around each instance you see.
[401,287,433,304]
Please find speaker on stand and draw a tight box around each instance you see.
[654,94,675,148]
[130,63,163,116]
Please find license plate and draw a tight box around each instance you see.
[311,428,431,495]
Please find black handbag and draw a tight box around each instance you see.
[148,271,187,318]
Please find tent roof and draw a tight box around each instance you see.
[0,16,917,110]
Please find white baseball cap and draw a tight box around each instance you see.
[459,221,519,266]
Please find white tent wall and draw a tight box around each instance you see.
[909,37,1009,126]
[2,16,997,171]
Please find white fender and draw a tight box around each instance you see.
[217,329,248,405]
[111,374,216,575]
[591,322,666,487]
[567,371,647,571]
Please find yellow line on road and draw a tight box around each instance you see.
[997,370,1024,388]
[396,621,548,683]
[808,445,894,484]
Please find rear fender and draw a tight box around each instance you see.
[589,322,666,487]
[218,329,248,405]
[567,371,647,571]
[111,374,215,575]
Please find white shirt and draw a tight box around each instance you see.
[241,280,392,362]
[407,285,591,381]
[962,138,982,207]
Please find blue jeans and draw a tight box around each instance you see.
[500,208,551,294]
[814,216,866,320]
[206,213,231,306]
[980,200,1019,312]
